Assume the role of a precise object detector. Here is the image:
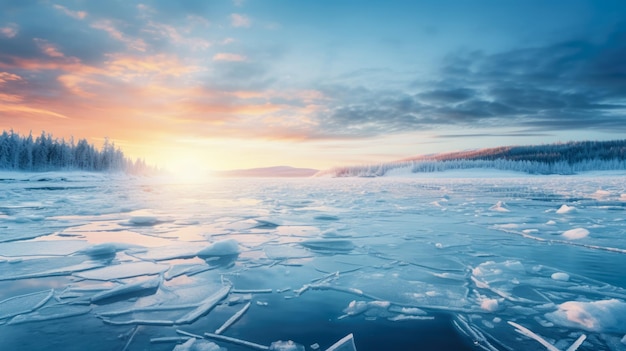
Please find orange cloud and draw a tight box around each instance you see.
[0,93,23,103]
[104,53,202,79]
[0,104,69,119]
[34,38,65,58]
[0,71,22,84]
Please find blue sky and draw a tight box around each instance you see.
[1,0,625,171]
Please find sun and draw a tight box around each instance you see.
[162,153,214,184]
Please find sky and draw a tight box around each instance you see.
[1,0,625,172]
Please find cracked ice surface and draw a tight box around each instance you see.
[1,172,626,350]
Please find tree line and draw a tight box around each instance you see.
[0,130,153,174]
[322,140,626,177]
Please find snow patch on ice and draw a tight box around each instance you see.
[127,215,161,226]
[556,205,576,214]
[551,272,570,282]
[489,201,510,212]
[269,340,305,351]
[545,299,626,333]
[562,228,589,240]
[197,239,240,257]
[173,338,224,351]
[480,298,500,312]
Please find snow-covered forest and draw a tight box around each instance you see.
[0,130,152,173]
[322,140,626,177]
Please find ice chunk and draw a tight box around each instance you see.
[77,243,137,259]
[215,302,251,334]
[489,201,510,212]
[325,334,357,351]
[545,299,626,333]
[551,272,570,282]
[507,321,559,351]
[127,215,161,226]
[173,338,224,351]
[480,298,500,312]
[204,332,269,350]
[91,276,161,303]
[176,285,231,324]
[562,228,589,240]
[566,335,587,351]
[0,289,53,320]
[269,340,305,351]
[75,261,169,280]
[197,239,240,257]
[300,239,355,252]
[343,300,368,316]
[556,205,576,214]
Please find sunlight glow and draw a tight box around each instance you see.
[164,153,213,184]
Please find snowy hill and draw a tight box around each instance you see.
[319,140,626,177]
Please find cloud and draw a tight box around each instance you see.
[0,23,18,38]
[0,71,21,84]
[33,38,64,58]
[307,28,626,138]
[52,4,87,20]
[0,104,69,119]
[230,13,251,28]
[91,20,147,52]
[213,52,247,62]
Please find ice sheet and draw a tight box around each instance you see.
[2,173,626,350]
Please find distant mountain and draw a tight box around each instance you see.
[319,140,626,177]
[215,166,319,178]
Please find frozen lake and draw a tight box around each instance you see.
[1,172,626,350]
